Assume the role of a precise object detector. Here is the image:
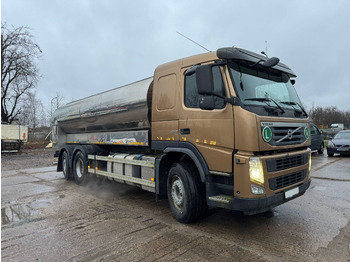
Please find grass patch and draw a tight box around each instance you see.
[324,140,329,148]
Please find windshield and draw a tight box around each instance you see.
[334,132,350,139]
[228,61,306,117]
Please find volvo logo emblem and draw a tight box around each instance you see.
[275,126,303,144]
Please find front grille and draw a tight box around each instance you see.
[335,144,349,148]
[266,153,308,172]
[276,155,302,170]
[261,122,308,146]
[269,170,306,190]
[271,126,304,145]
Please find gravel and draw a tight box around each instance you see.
[1,147,57,171]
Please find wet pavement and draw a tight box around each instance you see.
[1,152,350,261]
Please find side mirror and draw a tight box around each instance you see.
[262,57,279,68]
[196,64,214,95]
[199,96,215,110]
[185,65,199,76]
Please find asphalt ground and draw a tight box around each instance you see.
[1,150,350,261]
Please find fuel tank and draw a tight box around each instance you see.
[53,78,153,134]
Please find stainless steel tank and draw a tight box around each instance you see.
[53,77,153,134]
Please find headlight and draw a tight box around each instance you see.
[249,157,264,185]
[327,141,335,148]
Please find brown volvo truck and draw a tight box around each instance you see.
[52,47,311,223]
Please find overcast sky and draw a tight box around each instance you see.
[2,0,350,111]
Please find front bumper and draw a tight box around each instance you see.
[327,147,350,154]
[228,179,311,215]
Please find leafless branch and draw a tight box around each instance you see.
[1,23,42,123]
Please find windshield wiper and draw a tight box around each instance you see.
[245,97,285,114]
[281,101,308,116]
[268,97,285,114]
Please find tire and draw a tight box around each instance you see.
[73,151,89,185]
[327,152,334,157]
[167,162,207,223]
[318,143,324,154]
[62,151,73,180]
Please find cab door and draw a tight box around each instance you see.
[179,64,234,173]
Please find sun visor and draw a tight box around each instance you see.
[217,47,296,77]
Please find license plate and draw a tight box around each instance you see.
[285,187,299,199]
[338,148,349,151]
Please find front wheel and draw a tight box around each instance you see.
[327,152,334,157]
[167,162,207,223]
[73,151,89,185]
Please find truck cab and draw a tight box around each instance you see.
[151,47,311,220]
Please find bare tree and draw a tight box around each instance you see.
[19,92,45,129]
[309,105,350,127]
[49,91,65,123]
[1,23,42,123]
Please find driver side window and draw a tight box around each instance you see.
[184,66,226,109]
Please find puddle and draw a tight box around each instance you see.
[28,199,54,209]
[2,203,42,226]
[1,198,54,226]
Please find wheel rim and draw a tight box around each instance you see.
[63,155,67,174]
[76,158,84,179]
[171,175,185,210]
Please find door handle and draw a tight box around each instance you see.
[180,128,191,135]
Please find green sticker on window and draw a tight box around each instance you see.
[304,127,310,139]
[262,126,272,142]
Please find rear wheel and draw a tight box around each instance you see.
[73,151,89,185]
[62,151,73,180]
[167,162,207,223]
[318,142,324,154]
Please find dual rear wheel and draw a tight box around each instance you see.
[62,150,88,185]
[62,151,73,180]
[73,151,89,185]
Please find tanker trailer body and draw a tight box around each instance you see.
[53,47,311,223]
[52,77,153,148]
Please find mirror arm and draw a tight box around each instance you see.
[225,97,236,105]
[249,59,263,67]
[211,93,238,106]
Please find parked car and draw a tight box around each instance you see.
[310,123,324,154]
[327,130,350,157]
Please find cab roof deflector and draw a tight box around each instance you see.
[217,47,296,77]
